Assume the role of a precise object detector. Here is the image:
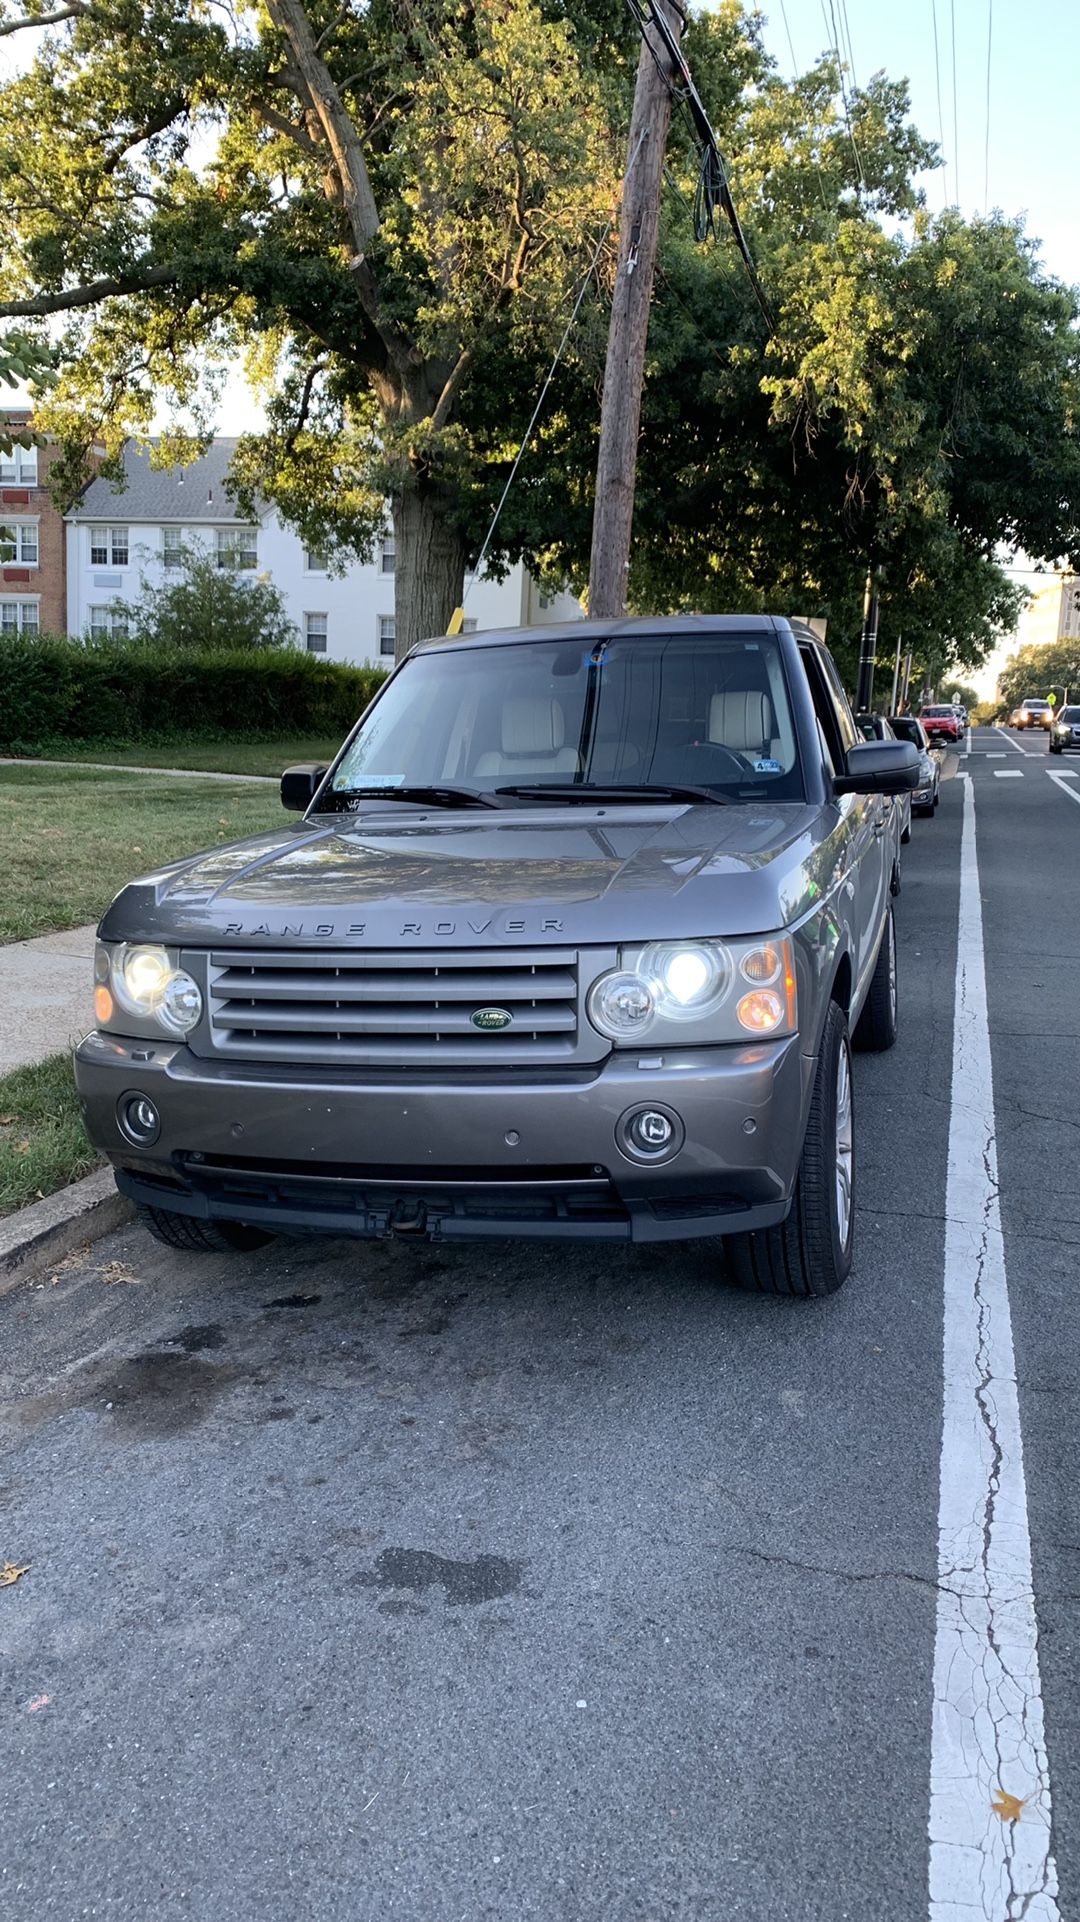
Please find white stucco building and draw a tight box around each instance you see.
[65,441,581,662]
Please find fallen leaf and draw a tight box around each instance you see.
[132,846,142,854]
[25,1694,50,1713]
[97,1259,140,1286]
[13,1139,30,1155]
[0,1113,16,1124]
[0,1561,30,1587]
[991,1789,1026,1823]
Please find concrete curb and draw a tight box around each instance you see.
[0,1167,133,1297]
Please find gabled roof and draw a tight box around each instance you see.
[68,438,256,525]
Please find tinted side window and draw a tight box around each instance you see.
[817,647,859,751]
[798,644,847,775]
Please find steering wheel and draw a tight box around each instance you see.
[673,740,754,781]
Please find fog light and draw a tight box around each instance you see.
[117,1092,161,1146]
[617,1103,685,1163]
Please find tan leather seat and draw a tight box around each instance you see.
[708,690,777,760]
[474,698,580,779]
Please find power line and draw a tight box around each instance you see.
[836,0,859,94]
[777,0,831,217]
[950,0,960,204]
[821,0,864,186]
[984,0,993,212]
[930,0,949,205]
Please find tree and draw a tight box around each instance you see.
[114,545,298,651]
[466,10,1080,684]
[998,637,1080,715]
[943,681,979,711]
[0,0,620,654]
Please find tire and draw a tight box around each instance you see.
[1050,743,1061,755]
[136,1203,276,1254]
[913,804,933,817]
[901,819,912,845]
[853,904,898,1053]
[725,1000,854,1298]
[890,858,902,897]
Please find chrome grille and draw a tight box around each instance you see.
[199,947,596,1066]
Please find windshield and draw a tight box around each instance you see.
[888,716,923,746]
[1024,700,1050,710]
[1059,707,1080,722]
[327,632,806,805]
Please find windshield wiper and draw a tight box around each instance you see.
[495,782,732,807]
[334,784,503,810]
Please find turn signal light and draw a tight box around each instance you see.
[94,985,114,1024]
[736,989,785,1033]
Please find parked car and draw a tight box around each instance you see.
[75,616,917,1299]
[920,703,962,745]
[1015,698,1053,731]
[1049,704,1080,754]
[855,712,911,855]
[888,715,940,816]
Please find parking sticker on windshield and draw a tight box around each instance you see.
[753,758,784,774]
[333,771,404,790]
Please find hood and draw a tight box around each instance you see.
[98,800,836,948]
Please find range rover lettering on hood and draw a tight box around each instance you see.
[219,915,566,939]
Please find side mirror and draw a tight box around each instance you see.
[280,763,329,811]
[834,739,919,796]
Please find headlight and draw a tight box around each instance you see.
[587,937,796,1045]
[96,942,203,1037]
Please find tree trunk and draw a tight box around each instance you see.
[392,487,468,660]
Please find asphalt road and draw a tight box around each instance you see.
[1,725,1077,1921]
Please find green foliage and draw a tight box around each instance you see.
[944,682,980,711]
[115,543,299,650]
[0,1052,98,1216]
[0,633,386,755]
[997,637,1080,714]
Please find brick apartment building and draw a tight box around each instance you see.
[1,412,70,635]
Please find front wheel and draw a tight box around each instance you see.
[853,905,898,1053]
[135,1204,276,1254]
[724,1001,854,1297]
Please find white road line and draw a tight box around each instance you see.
[994,727,1035,757]
[1049,770,1080,804]
[985,753,1006,759]
[992,769,1024,779]
[929,774,1058,1921]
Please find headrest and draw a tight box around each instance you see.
[501,698,566,755]
[709,690,770,752]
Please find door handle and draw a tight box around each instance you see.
[872,821,886,838]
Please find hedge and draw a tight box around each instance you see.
[0,634,388,754]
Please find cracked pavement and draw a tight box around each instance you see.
[0,730,1077,1921]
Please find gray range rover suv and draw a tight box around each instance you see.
[75,617,917,1296]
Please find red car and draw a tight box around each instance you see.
[919,703,962,744]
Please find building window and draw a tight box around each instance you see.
[0,521,38,565]
[90,526,128,567]
[88,604,127,641]
[0,599,39,635]
[215,526,257,570]
[304,547,327,574]
[380,533,396,576]
[378,614,396,657]
[0,444,37,484]
[305,612,328,654]
[162,527,185,569]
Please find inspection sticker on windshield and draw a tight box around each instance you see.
[753,758,784,774]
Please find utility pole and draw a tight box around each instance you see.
[588,0,683,619]
[855,568,880,712]
[889,632,903,714]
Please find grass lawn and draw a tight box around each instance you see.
[15,736,346,778]
[0,762,284,943]
[0,1052,100,1217]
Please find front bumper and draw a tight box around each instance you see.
[74,1029,814,1244]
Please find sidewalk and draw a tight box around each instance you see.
[0,756,275,785]
[1,924,97,1076]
